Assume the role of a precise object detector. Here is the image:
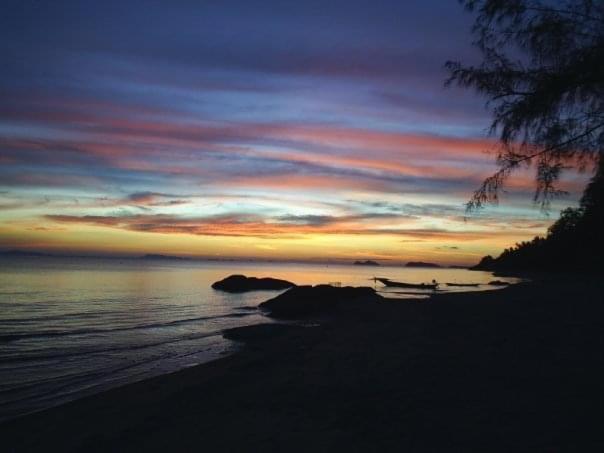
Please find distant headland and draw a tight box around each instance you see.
[0,250,470,268]
[353,260,380,266]
[138,254,191,261]
[0,250,191,261]
[405,261,441,268]
[0,250,56,258]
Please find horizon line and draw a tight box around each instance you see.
[0,249,470,268]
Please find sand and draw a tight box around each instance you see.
[1,277,602,452]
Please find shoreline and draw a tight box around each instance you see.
[0,266,514,424]
[0,331,239,424]
[2,277,602,451]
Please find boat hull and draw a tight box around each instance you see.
[375,278,438,290]
[445,283,480,287]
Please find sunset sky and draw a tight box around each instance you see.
[0,0,587,265]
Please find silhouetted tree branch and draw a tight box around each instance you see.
[446,0,604,210]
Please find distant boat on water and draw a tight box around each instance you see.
[374,277,438,290]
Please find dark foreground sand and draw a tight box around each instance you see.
[2,278,602,452]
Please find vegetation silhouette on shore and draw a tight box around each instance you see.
[473,160,603,272]
[447,0,602,273]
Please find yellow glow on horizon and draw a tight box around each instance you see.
[0,218,551,266]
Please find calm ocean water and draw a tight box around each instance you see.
[0,256,516,421]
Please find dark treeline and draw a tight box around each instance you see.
[474,160,603,273]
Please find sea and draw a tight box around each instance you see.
[0,256,518,421]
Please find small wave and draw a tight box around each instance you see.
[0,312,252,344]
[0,329,226,365]
[0,310,129,325]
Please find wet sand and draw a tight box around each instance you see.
[2,278,602,452]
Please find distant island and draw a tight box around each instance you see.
[0,250,55,258]
[139,254,190,261]
[0,250,93,259]
[405,261,441,268]
[0,250,193,262]
[353,260,380,266]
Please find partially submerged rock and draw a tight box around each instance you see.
[212,274,295,293]
[259,284,383,319]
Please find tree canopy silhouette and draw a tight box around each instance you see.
[472,158,602,271]
[446,0,604,209]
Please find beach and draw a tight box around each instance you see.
[2,276,602,452]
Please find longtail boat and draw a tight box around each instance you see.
[374,277,438,290]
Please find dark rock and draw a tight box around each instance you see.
[211,274,295,293]
[259,284,383,319]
